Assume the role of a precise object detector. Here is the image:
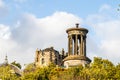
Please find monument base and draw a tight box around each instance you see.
[63,55,91,68]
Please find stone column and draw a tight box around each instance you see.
[84,36,86,56]
[73,35,75,55]
[82,36,86,56]
[80,35,83,56]
[68,35,70,56]
[75,34,78,55]
[79,38,81,55]
[70,35,73,55]
[83,37,85,56]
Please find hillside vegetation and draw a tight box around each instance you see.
[0,57,120,80]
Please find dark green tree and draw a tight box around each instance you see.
[11,61,22,69]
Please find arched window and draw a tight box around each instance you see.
[41,58,45,64]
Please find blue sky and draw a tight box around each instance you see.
[0,0,120,67]
[1,0,119,24]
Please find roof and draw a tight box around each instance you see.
[66,28,88,33]
[66,24,88,33]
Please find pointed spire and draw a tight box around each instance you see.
[5,55,8,60]
[4,54,8,64]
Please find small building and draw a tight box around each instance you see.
[35,47,65,67]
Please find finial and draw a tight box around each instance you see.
[76,23,79,28]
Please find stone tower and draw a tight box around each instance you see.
[63,24,91,68]
[35,47,63,67]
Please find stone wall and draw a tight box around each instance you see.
[35,47,63,67]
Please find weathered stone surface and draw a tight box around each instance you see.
[35,47,64,67]
[64,24,91,68]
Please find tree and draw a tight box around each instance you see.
[115,63,120,79]
[0,65,19,80]
[11,61,22,69]
[1,57,120,80]
[89,57,116,79]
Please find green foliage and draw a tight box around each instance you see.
[24,63,35,73]
[0,65,19,80]
[115,63,120,79]
[23,63,53,80]
[92,57,114,68]
[11,61,22,69]
[1,57,120,80]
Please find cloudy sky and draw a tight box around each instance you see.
[0,0,120,67]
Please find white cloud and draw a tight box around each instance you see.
[12,12,81,48]
[0,24,18,64]
[93,20,120,40]
[95,20,120,59]
[86,4,120,64]
[0,24,11,39]
[0,11,82,67]
[0,0,4,7]
[100,40,120,57]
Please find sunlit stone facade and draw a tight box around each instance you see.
[63,24,91,68]
[35,47,65,67]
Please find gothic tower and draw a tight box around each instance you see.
[63,24,91,68]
